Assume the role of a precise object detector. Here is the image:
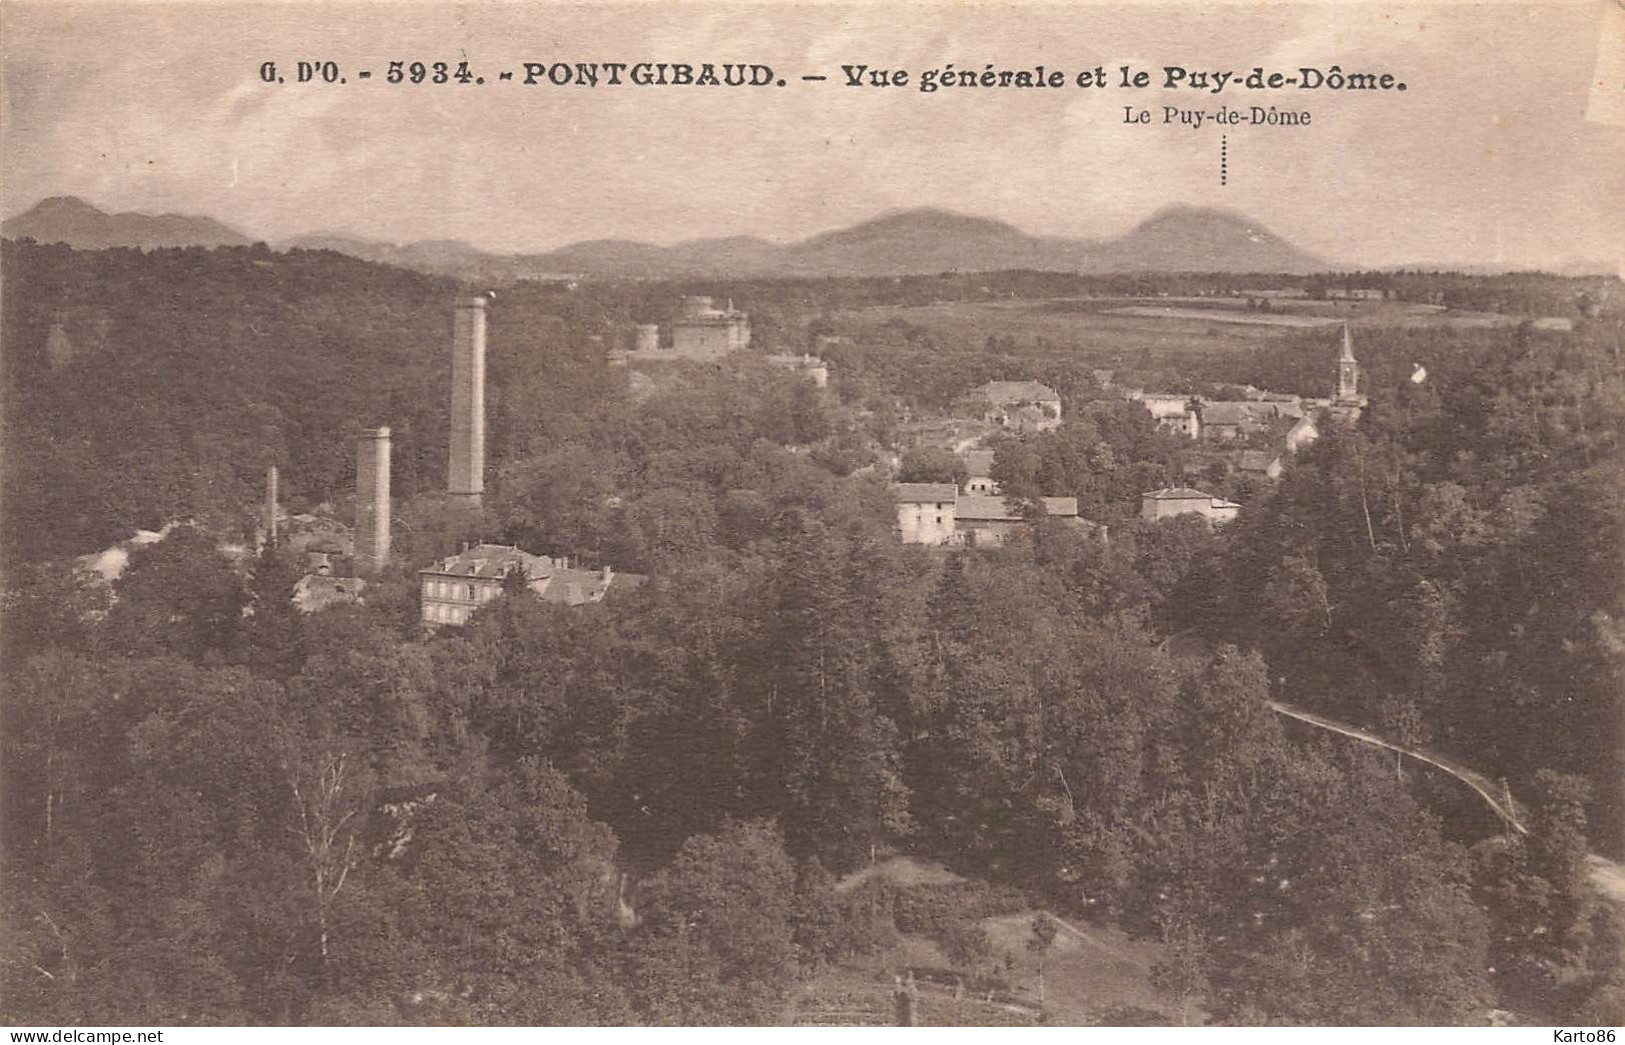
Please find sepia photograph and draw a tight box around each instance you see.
[1,0,1622,1031]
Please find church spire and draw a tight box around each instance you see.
[1334,323,1364,409]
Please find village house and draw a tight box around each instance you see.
[894,483,959,545]
[1196,401,1267,441]
[895,485,1101,546]
[418,543,636,628]
[960,449,998,495]
[954,495,1089,547]
[764,352,830,387]
[1134,327,1358,454]
[1284,413,1319,453]
[1140,487,1241,525]
[965,380,1063,433]
[1237,450,1283,480]
[1196,399,1312,441]
[1132,393,1203,439]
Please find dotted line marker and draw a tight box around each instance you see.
[1220,135,1228,187]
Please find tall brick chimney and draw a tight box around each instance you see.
[264,464,279,546]
[355,427,391,573]
[448,296,487,505]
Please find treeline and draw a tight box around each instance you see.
[5,486,1621,1024]
[4,242,1623,1025]
[1173,320,1625,857]
[3,240,1614,567]
[0,242,626,566]
[584,268,1614,319]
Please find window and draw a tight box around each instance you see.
[466,584,475,601]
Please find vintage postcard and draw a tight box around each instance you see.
[1,0,1621,1032]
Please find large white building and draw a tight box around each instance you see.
[418,543,631,627]
[894,483,959,545]
[895,484,1097,546]
[1140,487,1241,525]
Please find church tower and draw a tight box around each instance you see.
[1330,323,1368,420]
[1336,323,1360,401]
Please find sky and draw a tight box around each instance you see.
[2,0,1622,270]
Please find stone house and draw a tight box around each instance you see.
[1140,487,1241,525]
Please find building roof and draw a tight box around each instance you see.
[1238,450,1279,473]
[1008,404,1054,426]
[1143,487,1221,501]
[419,543,555,580]
[955,495,1079,521]
[971,380,1061,405]
[765,352,827,367]
[894,482,959,504]
[538,566,642,606]
[1137,396,1196,419]
[961,449,996,476]
[1200,401,1273,426]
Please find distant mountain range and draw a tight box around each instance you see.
[2,196,252,250]
[287,205,1335,278]
[6,195,1607,279]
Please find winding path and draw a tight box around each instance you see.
[1265,698,1625,905]
[1265,698,1526,834]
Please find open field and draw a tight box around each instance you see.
[1106,305,1343,327]
[830,297,1520,365]
[833,298,1289,360]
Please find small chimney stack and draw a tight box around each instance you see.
[264,464,279,546]
[355,427,391,573]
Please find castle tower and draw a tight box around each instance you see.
[356,427,391,573]
[1336,323,1360,401]
[264,464,279,546]
[448,296,487,504]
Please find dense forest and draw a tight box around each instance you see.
[2,241,1622,1025]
